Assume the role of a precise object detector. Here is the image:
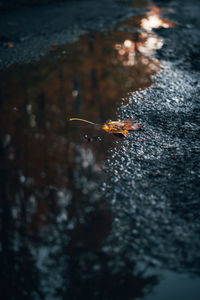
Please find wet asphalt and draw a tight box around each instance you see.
[104,0,200,275]
[0,0,146,68]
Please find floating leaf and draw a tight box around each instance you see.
[69,117,144,137]
[102,119,144,137]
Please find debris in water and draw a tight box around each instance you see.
[83,135,102,142]
[52,43,57,49]
[7,42,14,48]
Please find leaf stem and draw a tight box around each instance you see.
[69,118,97,125]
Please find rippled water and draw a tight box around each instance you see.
[0,1,200,299]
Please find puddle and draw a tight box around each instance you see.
[0,15,164,230]
[0,2,177,299]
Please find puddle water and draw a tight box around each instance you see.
[0,2,179,300]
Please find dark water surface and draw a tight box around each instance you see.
[1,1,200,299]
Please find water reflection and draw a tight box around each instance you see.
[114,32,163,66]
[118,4,176,32]
[0,3,176,300]
[141,11,176,31]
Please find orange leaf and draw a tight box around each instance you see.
[69,117,144,137]
[101,120,144,137]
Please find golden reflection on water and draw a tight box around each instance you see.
[114,32,163,66]
[141,11,177,31]
[118,4,176,31]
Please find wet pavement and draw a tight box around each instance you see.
[0,0,200,299]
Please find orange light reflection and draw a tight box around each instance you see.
[141,12,176,31]
[114,32,163,66]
